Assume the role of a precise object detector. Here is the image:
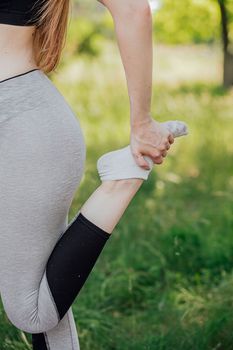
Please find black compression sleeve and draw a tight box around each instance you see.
[45,212,110,320]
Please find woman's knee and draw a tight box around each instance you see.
[5,308,59,334]
[3,297,59,334]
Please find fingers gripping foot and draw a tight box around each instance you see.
[97,120,189,181]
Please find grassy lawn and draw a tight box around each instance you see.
[1,43,233,350]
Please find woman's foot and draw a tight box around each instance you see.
[97,120,189,181]
[97,145,153,181]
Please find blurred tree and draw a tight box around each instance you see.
[217,0,233,87]
[154,0,219,44]
[68,0,233,88]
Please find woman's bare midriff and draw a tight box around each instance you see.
[0,23,39,82]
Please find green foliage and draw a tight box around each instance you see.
[154,0,220,44]
[62,0,233,58]
[64,10,113,60]
[64,17,103,59]
[62,0,233,57]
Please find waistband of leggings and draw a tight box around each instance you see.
[0,68,47,97]
[0,68,50,121]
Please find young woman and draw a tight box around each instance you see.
[0,0,188,349]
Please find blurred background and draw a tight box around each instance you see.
[1,0,233,349]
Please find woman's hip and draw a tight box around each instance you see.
[0,69,86,229]
[0,68,86,178]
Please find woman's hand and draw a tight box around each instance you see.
[130,116,174,170]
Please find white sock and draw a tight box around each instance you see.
[97,120,189,181]
[162,120,188,137]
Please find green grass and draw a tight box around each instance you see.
[1,44,233,349]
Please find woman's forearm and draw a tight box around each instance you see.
[102,0,153,127]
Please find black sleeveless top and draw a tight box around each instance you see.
[0,0,44,26]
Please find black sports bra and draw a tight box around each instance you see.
[0,0,44,26]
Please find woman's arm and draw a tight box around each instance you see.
[98,0,174,169]
[100,0,153,124]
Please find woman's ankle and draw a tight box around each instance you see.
[79,178,144,234]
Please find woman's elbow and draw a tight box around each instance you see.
[100,0,151,21]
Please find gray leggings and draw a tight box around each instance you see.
[0,69,110,349]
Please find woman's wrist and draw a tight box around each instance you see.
[130,112,153,131]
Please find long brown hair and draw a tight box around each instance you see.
[32,0,71,73]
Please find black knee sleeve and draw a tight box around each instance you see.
[46,213,110,319]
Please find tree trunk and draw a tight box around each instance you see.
[217,0,233,87]
[223,51,233,88]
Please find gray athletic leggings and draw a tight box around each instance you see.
[0,69,110,350]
